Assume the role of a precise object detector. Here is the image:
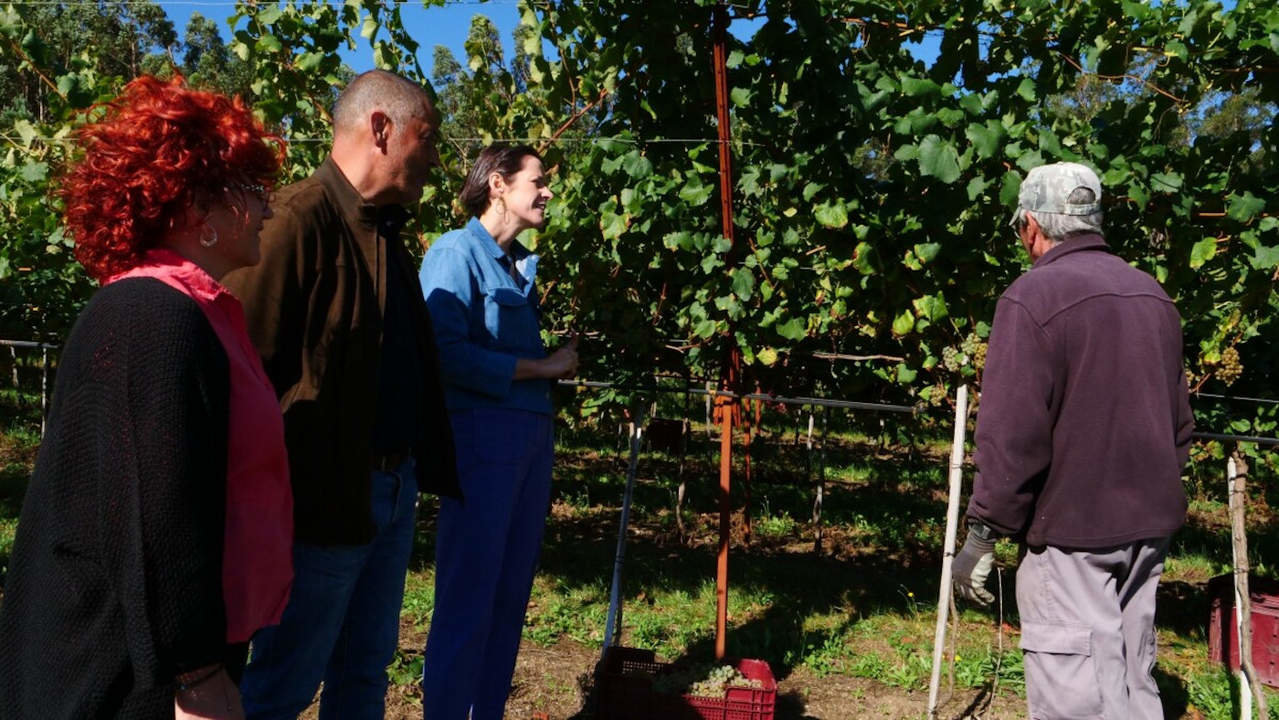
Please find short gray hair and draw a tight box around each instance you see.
[332,70,435,134]
[1014,187,1104,242]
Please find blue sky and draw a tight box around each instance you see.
[165,1,941,78]
[165,1,1245,78]
[168,0,526,75]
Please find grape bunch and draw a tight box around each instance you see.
[941,346,962,372]
[959,333,988,371]
[1218,346,1243,386]
[654,663,762,698]
[689,664,762,698]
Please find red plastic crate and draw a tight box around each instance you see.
[595,646,777,720]
[1207,573,1279,688]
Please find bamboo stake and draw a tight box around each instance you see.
[1229,452,1268,720]
[928,384,970,719]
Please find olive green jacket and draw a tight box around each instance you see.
[224,157,459,546]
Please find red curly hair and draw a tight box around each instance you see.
[61,75,284,282]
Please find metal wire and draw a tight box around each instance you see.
[6,336,1279,441]
[1191,431,1279,448]
[559,378,919,414]
[1196,391,1279,407]
[0,339,59,350]
[9,134,765,147]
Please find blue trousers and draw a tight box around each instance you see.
[241,458,418,720]
[422,409,554,720]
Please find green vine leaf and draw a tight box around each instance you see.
[1189,237,1217,269]
[918,135,961,184]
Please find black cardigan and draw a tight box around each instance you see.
[0,278,230,719]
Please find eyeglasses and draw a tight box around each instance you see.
[234,182,272,203]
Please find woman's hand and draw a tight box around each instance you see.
[174,665,244,720]
[515,338,579,380]
[541,339,579,379]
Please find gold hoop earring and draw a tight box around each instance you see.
[199,226,219,248]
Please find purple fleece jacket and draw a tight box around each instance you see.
[967,233,1192,549]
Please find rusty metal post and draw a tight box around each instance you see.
[712,0,737,662]
[743,397,753,547]
[715,391,733,661]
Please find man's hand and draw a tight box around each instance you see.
[952,527,996,607]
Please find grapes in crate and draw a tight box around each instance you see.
[652,663,764,699]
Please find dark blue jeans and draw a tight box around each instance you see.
[241,458,418,720]
[422,409,554,720]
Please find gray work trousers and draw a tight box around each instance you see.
[1015,537,1171,720]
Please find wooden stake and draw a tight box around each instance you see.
[1229,451,1268,720]
[928,384,970,719]
[808,412,822,553]
[40,347,48,437]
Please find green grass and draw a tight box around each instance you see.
[1177,669,1279,720]
[0,390,42,577]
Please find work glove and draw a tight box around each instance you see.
[952,527,996,607]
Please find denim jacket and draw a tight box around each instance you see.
[419,218,552,415]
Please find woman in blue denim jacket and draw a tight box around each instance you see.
[418,143,578,720]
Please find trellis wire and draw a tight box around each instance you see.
[9,134,770,148]
[558,378,916,414]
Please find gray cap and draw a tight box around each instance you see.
[1016,162,1102,218]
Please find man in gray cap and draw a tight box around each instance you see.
[951,162,1193,719]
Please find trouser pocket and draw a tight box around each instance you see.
[1020,621,1104,719]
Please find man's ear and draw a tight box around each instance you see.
[1024,212,1041,236]
[370,111,392,153]
[1022,211,1040,252]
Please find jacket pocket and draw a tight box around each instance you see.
[483,287,540,352]
[1019,622,1104,719]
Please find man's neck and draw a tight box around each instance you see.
[330,141,387,205]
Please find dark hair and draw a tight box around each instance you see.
[458,143,542,218]
[332,69,435,134]
[61,74,283,282]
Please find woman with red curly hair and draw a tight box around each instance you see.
[0,75,292,720]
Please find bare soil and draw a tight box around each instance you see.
[356,626,1032,720]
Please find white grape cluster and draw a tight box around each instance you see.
[653,663,763,698]
[1218,346,1242,386]
[940,333,988,372]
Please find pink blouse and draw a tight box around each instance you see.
[110,249,293,644]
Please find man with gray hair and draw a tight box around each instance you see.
[224,69,460,719]
[951,162,1193,719]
